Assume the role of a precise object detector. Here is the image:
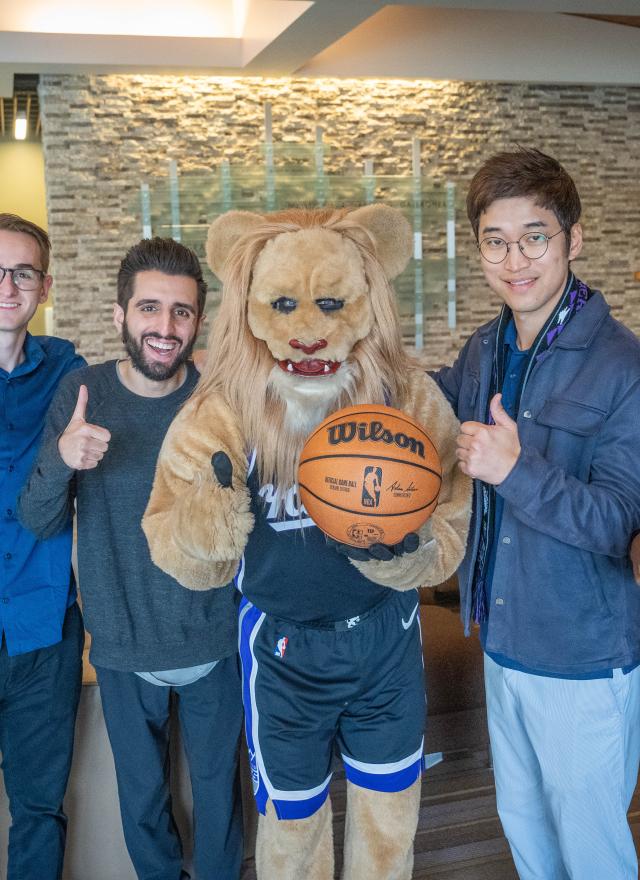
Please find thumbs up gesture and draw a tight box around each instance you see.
[456,393,521,485]
[58,385,112,470]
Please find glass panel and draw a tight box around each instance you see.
[134,153,460,349]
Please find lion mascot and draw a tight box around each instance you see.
[143,205,471,879]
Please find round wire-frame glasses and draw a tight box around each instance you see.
[478,229,564,264]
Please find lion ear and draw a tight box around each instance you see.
[347,204,412,280]
[206,211,264,281]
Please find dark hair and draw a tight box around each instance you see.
[466,147,581,249]
[0,213,51,272]
[117,237,207,315]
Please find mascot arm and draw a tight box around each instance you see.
[349,372,472,590]
[142,394,254,591]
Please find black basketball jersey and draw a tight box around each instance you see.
[238,453,392,624]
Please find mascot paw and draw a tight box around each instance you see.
[327,532,420,562]
[173,454,253,562]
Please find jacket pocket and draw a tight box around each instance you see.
[535,398,607,437]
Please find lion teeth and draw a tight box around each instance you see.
[323,364,330,373]
[287,362,294,372]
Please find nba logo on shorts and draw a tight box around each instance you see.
[362,466,382,508]
[248,748,260,794]
[274,636,288,659]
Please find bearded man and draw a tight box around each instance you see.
[19,238,244,880]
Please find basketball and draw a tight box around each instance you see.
[298,403,442,548]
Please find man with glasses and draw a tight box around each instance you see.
[431,148,640,879]
[0,213,85,880]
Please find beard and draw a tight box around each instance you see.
[122,323,196,382]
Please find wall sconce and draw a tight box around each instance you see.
[14,110,27,141]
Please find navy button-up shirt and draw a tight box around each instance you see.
[482,318,528,618]
[1,334,85,655]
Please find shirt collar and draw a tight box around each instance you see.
[504,318,521,353]
[5,333,46,379]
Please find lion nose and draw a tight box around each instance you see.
[289,339,328,355]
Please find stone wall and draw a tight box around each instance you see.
[39,75,640,366]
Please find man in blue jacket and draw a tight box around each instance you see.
[432,148,640,879]
[0,214,85,879]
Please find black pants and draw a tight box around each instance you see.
[96,654,244,880]
[0,602,84,880]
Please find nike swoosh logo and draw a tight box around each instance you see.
[401,602,419,630]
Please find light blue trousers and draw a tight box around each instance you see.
[485,653,640,880]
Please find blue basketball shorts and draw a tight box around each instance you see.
[239,588,426,820]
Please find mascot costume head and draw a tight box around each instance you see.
[199,205,414,493]
[143,205,471,880]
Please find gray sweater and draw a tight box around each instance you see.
[18,361,238,671]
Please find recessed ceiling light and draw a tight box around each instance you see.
[14,111,27,140]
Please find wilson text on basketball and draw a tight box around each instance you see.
[326,420,426,459]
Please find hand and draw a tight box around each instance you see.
[328,532,419,562]
[456,393,521,484]
[630,532,640,586]
[58,385,111,470]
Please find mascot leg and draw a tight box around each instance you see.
[341,778,421,880]
[255,798,335,880]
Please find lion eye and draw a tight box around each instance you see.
[272,297,297,314]
[315,298,344,312]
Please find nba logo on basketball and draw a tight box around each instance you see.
[362,466,382,508]
[274,636,289,659]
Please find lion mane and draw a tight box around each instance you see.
[191,207,418,494]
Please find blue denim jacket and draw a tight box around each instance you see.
[431,292,640,675]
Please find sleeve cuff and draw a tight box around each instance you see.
[37,434,76,482]
[495,446,542,510]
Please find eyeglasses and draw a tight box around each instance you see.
[477,230,564,264]
[0,266,46,291]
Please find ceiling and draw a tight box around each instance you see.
[573,14,640,28]
[0,0,639,97]
[0,74,40,141]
